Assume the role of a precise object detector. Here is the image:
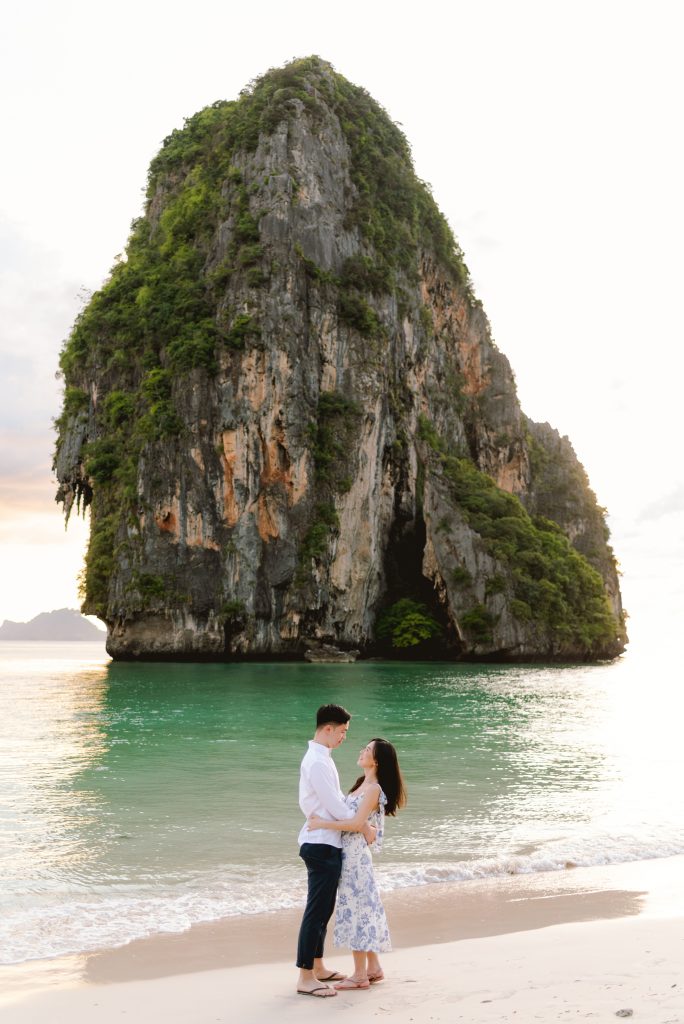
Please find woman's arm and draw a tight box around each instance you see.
[307,785,379,832]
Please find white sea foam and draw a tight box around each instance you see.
[3,833,684,965]
[0,872,307,966]
[3,648,683,966]
[375,831,684,889]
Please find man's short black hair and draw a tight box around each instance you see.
[316,703,351,728]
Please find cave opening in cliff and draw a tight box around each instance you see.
[376,510,458,659]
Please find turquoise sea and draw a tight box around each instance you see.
[1,641,682,964]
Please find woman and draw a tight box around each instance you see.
[307,737,406,990]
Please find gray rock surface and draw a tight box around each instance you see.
[54,62,626,662]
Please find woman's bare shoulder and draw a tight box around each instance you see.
[354,782,381,798]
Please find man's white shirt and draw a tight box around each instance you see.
[298,740,354,847]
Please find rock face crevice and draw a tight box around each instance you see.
[54,57,626,661]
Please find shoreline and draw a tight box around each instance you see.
[0,640,627,665]
[2,854,683,1020]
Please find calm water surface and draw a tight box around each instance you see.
[1,642,682,963]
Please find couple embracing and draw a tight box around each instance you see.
[296,703,406,998]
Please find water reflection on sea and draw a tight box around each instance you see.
[1,640,682,963]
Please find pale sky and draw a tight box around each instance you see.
[1,0,682,649]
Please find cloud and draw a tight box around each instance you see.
[637,482,684,523]
[0,218,86,533]
[0,475,60,523]
[0,214,84,376]
[0,516,89,622]
[0,502,80,544]
[0,426,54,472]
[450,209,501,251]
[0,424,59,528]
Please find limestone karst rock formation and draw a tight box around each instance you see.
[54,57,627,661]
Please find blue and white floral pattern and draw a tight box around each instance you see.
[333,789,391,952]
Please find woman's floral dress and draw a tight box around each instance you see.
[333,788,391,952]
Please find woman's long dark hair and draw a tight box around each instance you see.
[350,737,407,816]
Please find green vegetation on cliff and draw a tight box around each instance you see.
[55,57,471,617]
[53,56,622,662]
[376,599,442,649]
[524,419,619,582]
[146,56,471,289]
[297,391,362,584]
[417,416,620,653]
[59,57,470,388]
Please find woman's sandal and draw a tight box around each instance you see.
[334,977,370,990]
[368,970,385,983]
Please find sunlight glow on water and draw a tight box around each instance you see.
[1,642,682,963]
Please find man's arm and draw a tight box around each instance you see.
[308,760,354,820]
[308,786,379,832]
[308,762,376,843]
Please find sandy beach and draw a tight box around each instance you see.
[2,856,682,1023]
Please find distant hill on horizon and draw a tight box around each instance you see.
[0,608,106,641]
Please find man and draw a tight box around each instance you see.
[296,703,375,998]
